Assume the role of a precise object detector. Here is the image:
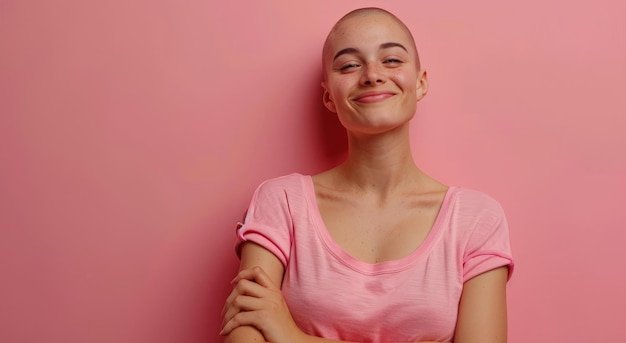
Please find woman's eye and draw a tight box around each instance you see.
[339,63,360,71]
[383,58,403,65]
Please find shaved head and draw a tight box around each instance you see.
[322,7,421,77]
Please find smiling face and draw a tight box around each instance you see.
[321,9,428,136]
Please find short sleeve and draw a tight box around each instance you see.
[461,192,514,282]
[234,177,295,267]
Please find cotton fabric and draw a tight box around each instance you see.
[236,173,513,342]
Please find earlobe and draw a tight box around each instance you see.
[415,70,429,101]
[321,85,337,113]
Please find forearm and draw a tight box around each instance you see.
[294,333,358,343]
[223,329,354,343]
[297,334,442,343]
[225,328,443,343]
[223,326,268,343]
[300,339,444,343]
[291,332,446,343]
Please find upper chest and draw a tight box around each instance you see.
[314,188,447,264]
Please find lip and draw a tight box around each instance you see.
[352,91,396,103]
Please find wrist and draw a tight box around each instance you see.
[293,330,314,343]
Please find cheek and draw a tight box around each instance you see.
[392,71,417,90]
[327,78,353,100]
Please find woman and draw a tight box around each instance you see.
[221,7,513,343]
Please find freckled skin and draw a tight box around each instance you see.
[322,8,421,77]
[320,9,427,137]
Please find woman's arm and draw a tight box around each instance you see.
[222,242,285,343]
[222,242,356,343]
[221,243,448,343]
[453,266,509,343]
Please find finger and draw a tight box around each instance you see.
[227,278,268,304]
[233,266,278,289]
[232,266,269,286]
[222,279,269,316]
[222,294,266,327]
[220,310,265,336]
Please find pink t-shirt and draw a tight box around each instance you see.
[236,173,514,343]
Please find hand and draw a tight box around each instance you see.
[221,266,304,343]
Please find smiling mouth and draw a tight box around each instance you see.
[353,92,395,103]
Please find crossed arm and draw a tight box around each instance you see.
[221,242,508,343]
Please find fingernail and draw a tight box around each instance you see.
[230,276,238,284]
[219,329,225,336]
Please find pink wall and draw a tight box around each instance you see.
[1,0,625,342]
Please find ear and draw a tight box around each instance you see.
[321,82,337,113]
[415,70,429,101]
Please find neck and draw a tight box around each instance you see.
[339,124,422,195]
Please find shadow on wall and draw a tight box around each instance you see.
[305,71,348,171]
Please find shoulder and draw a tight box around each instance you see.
[260,173,310,187]
[248,173,312,208]
[255,173,308,190]
[452,187,504,211]
[448,187,507,224]
[448,188,514,281]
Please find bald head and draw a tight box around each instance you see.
[322,8,421,77]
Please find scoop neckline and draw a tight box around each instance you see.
[301,174,456,275]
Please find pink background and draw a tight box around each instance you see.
[1,0,625,342]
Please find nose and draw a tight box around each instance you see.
[360,62,386,86]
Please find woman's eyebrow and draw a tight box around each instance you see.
[333,47,359,61]
[333,42,408,61]
[380,42,408,52]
